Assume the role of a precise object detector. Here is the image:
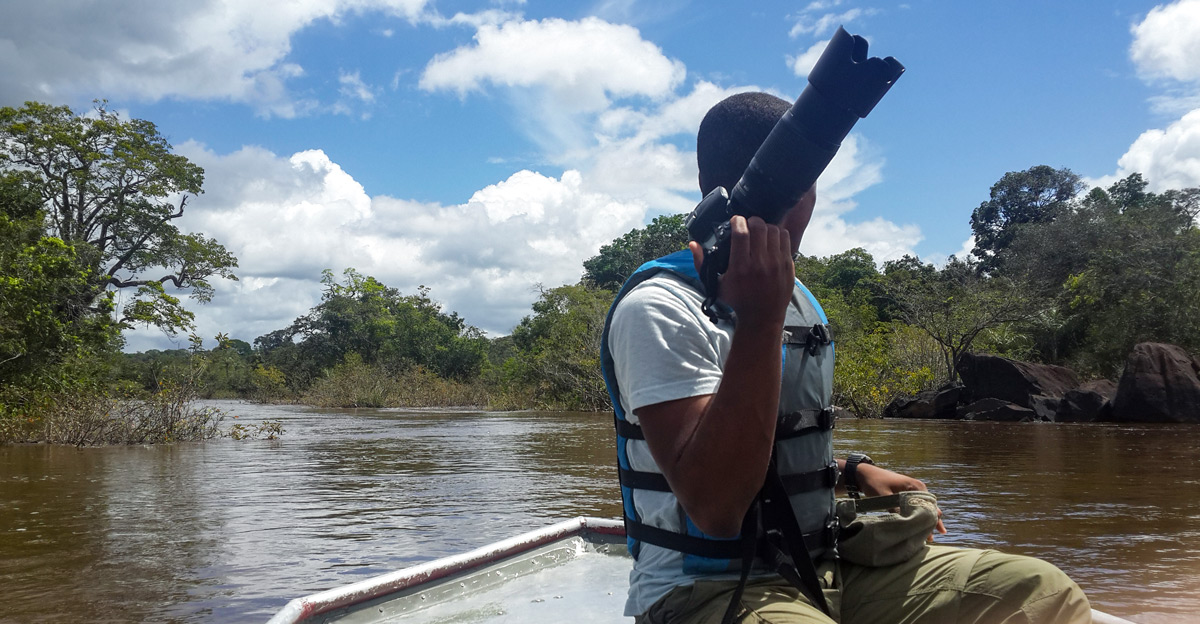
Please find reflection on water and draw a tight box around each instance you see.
[1,402,1197,623]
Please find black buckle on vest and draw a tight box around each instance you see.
[805,323,831,356]
[776,407,835,439]
[818,406,834,431]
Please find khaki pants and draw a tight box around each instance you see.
[635,545,1092,624]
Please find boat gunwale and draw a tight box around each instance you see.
[266,516,1133,624]
[265,516,624,624]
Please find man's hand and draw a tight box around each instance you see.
[689,215,794,327]
[856,463,949,538]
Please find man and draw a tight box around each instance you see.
[600,92,1092,623]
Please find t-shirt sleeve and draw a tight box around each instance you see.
[608,281,723,416]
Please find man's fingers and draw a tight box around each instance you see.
[728,215,750,267]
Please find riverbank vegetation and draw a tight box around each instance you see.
[3,102,1199,435]
[100,167,1200,417]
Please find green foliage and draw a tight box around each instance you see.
[1006,174,1200,374]
[256,269,489,391]
[0,353,223,446]
[302,352,487,408]
[0,101,236,335]
[970,165,1083,274]
[797,249,938,417]
[583,214,688,291]
[833,324,938,418]
[882,255,1033,382]
[1,177,120,389]
[506,283,615,410]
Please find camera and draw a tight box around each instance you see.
[686,27,905,323]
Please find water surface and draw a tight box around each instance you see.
[2,402,1196,622]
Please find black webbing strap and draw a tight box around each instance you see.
[776,408,835,439]
[720,501,761,624]
[618,467,670,491]
[779,462,839,496]
[625,520,748,560]
[625,409,831,444]
[615,417,644,440]
[623,463,835,496]
[759,462,832,616]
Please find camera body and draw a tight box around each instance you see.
[686,27,905,322]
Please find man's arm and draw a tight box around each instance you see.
[637,215,795,538]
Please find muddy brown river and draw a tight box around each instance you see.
[2,401,1197,622]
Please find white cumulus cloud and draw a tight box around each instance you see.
[789,42,828,78]
[1130,0,1200,83]
[1090,1,1200,192]
[1099,109,1200,191]
[0,0,430,116]
[125,144,650,349]
[419,17,686,113]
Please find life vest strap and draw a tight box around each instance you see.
[623,515,836,559]
[780,461,839,495]
[620,407,832,443]
[622,462,837,496]
[619,467,670,491]
[625,519,748,560]
[615,417,644,440]
[776,407,835,438]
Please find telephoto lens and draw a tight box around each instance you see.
[687,26,904,323]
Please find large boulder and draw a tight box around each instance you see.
[883,385,962,420]
[956,353,1080,408]
[1058,379,1117,423]
[1110,343,1200,423]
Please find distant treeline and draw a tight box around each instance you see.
[114,167,1200,416]
[3,100,1199,436]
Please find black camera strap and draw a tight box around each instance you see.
[719,461,832,624]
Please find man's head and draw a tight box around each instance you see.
[695,92,816,252]
[697,92,791,196]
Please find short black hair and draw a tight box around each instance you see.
[696,92,791,196]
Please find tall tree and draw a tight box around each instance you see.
[583,214,688,291]
[0,101,237,334]
[969,165,1083,274]
[508,283,614,410]
[256,269,488,389]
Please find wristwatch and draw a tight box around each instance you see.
[844,452,875,499]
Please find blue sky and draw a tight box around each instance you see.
[2,0,1199,350]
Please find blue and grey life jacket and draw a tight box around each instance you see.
[599,249,838,576]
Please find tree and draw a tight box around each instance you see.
[1,174,119,388]
[970,165,1083,274]
[508,283,614,410]
[1005,174,1200,373]
[256,269,488,389]
[883,256,1033,382]
[0,102,237,334]
[583,214,688,291]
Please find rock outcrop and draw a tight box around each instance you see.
[1110,343,1200,424]
[955,352,1080,408]
[1057,379,1116,423]
[880,345,1200,424]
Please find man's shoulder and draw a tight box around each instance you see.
[615,271,705,319]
